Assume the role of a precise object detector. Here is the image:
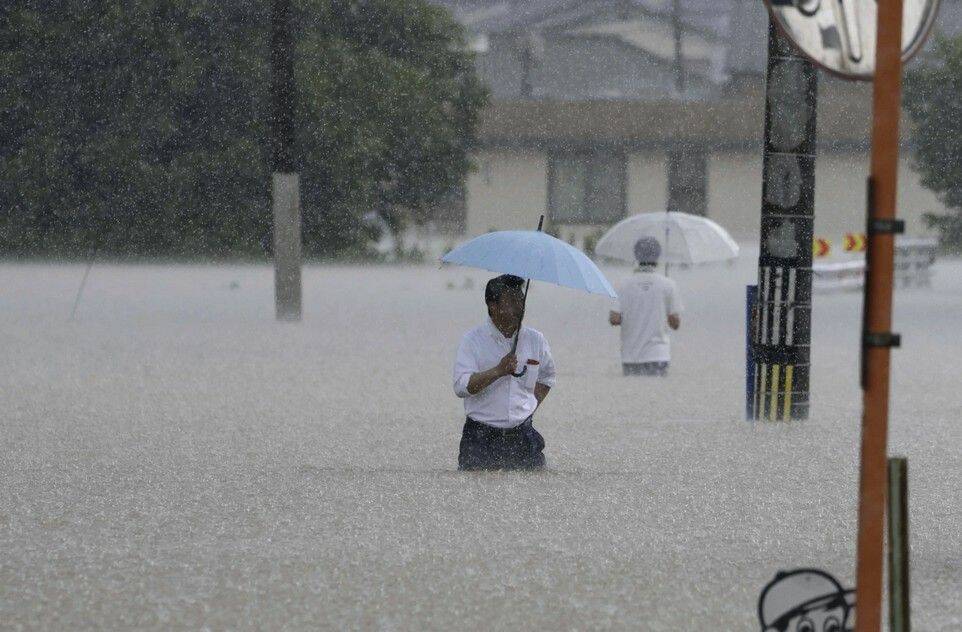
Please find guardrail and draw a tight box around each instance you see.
[813,260,866,293]
[812,237,937,293]
[894,237,937,288]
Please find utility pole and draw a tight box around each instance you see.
[671,0,685,94]
[857,0,906,627]
[750,18,817,421]
[759,0,939,626]
[270,0,302,321]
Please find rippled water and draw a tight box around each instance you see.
[1,255,959,630]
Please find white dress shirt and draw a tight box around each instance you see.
[453,318,556,428]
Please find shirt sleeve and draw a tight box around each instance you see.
[453,335,479,398]
[536,335,556,388]
[666,280,683,315]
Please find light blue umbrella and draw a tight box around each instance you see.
[441,216,616,376]
[441,222,617,299]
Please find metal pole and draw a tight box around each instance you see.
[520,37,533,99]
[664,218,670,277]
[510,215,544,357]
[671,0,685,94]
[888,457,910,632]
[69,255,96,321]
[751,18,817,421]
[856,0,905,628]
[271,0,302,321]
[746,284,758,420]
[509,215,544,378]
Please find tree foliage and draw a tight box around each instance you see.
[0,0,486,259]
[904,33,962,253]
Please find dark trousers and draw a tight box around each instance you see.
[458,417,545,471]
[623,361,669,376]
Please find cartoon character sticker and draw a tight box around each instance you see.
[758,568,855,632]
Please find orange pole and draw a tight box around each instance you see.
[857,0,904,630]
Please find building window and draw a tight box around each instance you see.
[667,147,707,216]
[548,152,626,224]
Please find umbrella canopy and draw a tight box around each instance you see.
[595,211,740,265]
[441,230,617,299]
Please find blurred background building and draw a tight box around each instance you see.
[423,0,962,251]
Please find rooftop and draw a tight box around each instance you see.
[433,0,962,83]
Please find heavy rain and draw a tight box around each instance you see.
[1,1,960,630]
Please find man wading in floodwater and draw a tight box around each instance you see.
[453,274,556,470]
[609,237,682,376]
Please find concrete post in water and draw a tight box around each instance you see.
[273,173,302,321]
[750,18,817,421]
[746,284,758,420]
[888,457,910,632]
[271,0,302,321]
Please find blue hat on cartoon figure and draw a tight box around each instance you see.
[758,568,855,632]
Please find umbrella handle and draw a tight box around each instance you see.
[511,365,528,378]
[509,276,532,365]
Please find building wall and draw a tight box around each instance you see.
[626,152,668,213]
[815,152,941,241]
[501,151,671,248]
[465,149,548,236]
[464,148,943,248]
[706,153,761,239]
[708,151,941,243]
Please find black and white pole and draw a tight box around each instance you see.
[271,0,302,321]
[671,0,685,95]
[750,18,817,421]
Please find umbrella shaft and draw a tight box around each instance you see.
[511,277,532,355]
[511,215,543,355]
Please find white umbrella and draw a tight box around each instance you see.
[595,211,740,271]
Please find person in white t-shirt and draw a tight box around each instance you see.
[609,237,682,376]
[453,274,556,470]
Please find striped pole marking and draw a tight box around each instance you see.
[785,268,797,346]
[753,362,799,421]
[753,265,803,421]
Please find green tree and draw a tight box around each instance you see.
[904,33,962,253]
[294,0,486,258]
[0,0,486,259]
[0,1,272,257]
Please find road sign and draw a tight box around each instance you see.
[813,237,832,257]
[845,232,868,251]
[763,0,940,79]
